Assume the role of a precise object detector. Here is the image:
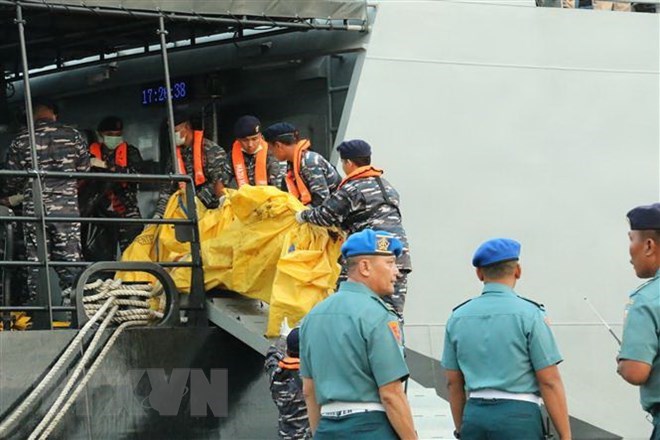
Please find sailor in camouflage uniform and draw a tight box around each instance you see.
[154,112,230,217]
[79,116,144,259]
[5,99,90,303]
[263,122,340,207]
[295,140,412,315]
[223,115,282,189]
[264,325,311,440]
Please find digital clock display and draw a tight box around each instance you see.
[140,80,189,106]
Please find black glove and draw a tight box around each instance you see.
[197,186,219,209]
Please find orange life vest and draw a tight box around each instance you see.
[284,139,313,205]
[176,130,206,189]
[278,356,301,371]
[88,142,130,214]
[231,140,269,187]
[90,142,128,168]
[338,165,384,189]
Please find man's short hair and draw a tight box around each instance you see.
[345,256,361,274]
[481,260,518,279]
[641,229,660,243]
[349,156,371,167]
[32,97,58,115]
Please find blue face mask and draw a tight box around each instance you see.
[102,135,124,149]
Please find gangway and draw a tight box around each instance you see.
[206,291,456,439]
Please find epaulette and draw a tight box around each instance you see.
[452,298,473,312]
[372,296,397,314]
[631,277,657,296]
[517,295,545,311]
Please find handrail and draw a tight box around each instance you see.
[0,261,194,267]
[3,3,207,330]
[0,169,195,182]
[0,216,194,225]
[0,207,14,330]
[0,0,368,32]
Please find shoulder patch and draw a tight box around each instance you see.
[517,295,545,311]
[388,321,402,344]
[452,298,473,312]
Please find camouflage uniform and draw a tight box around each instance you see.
[79,143,144,259]
[223,146,282,189]
[5,119,90,303]
[299,175,412,314]
[264,338,311,440]
[155,138,229,217]
[281,150,341,207]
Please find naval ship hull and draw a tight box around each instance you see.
[1,327,277,439]
[1,0,658,438]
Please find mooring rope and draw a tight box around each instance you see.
[0,278,164,439]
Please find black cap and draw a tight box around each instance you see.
[234,115,261,139]
[97,116,123,132]
[173,110,192,126]
[286,328,300,356]
[627,203,660,230]
[32,97,58,115]
[337,140,372,159]
[263,122,297,143]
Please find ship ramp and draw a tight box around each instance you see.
[207,292,456,439]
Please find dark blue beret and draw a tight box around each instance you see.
[287,327,300,355]
[341,229,403,259]
[234,115,261,139]
[472,238,521,268]
[97,116,123,132]
[627,203,660,230]
[337,140,372,159]
[263,122,297,143]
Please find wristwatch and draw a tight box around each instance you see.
[453,429,461,439]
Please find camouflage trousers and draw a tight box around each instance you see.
[24,200,82,304]
[82,220,141,261]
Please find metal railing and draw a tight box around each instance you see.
[2,2,211,330]
[0,170,206,329]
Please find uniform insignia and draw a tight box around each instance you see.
[377,236,390,252]
[388,321,402,344]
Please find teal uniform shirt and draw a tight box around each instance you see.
[300,281,409,406]
[441,283,563,394]
[619,269,660,413]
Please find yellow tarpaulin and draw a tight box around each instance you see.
[118,186,343,337]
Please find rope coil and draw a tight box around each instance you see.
[0,278,164,439]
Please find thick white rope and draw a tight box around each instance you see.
[0,297,116,437]
[37,320,147,440]
[1,278,163,439]
[28,305,119,440]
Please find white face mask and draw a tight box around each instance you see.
[102,135,124,149]
[175,130,186,146]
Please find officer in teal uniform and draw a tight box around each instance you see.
[299,229,417,439]
[617,203,660,440]
[441,238,571,440]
